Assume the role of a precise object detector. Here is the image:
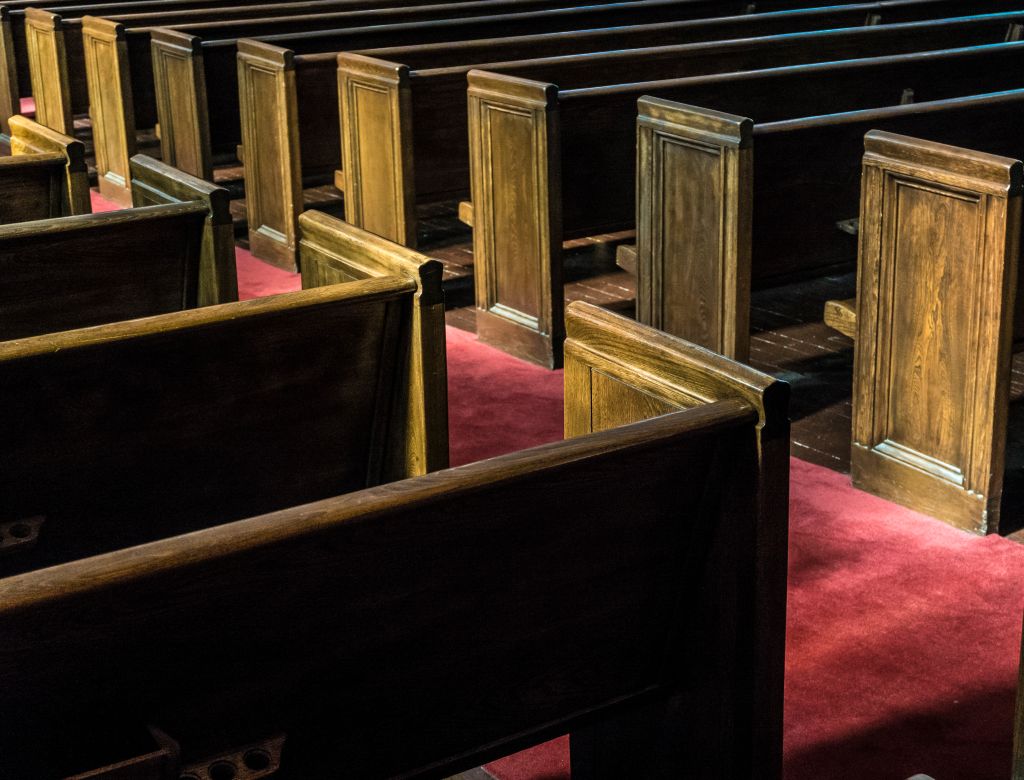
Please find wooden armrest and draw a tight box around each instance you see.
[823,298,857,339]
[615,244,637,274]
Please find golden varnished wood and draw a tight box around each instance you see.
[9,114,90,216]
[129,153,237,305]
[298,209,448,476]
[850,130,1022,534]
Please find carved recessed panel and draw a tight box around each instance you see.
[654,133,724,349]
[590,368,683,433]
[876,178,982,484]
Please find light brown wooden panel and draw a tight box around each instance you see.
[9,114,89,216]
[636,97,753,361]
[23,8,72,134]
[151,30,211,180]
[468,69,562,368]
[851,130,1023,534]
[129,153,237,305]
[337,53,415,248]
[298,209,447,476]
[237,40,302,271]
[81,16,137,206]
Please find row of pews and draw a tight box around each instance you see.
[0,132,790,776]
[5,0,1024,775]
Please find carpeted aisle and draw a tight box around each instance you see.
[91,189,1024,778]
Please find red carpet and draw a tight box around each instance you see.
[92,189,1024,778]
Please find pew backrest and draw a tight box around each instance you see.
[0,278,445,576]
[0,201,205,341]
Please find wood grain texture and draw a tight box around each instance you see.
[0,152,66,223]
[237,39,302,271]
[129,153,237,305]
[337,52,415,247]
[23,8,73,134]
[636,97,752,361]
[9,113,90,216]
[150,28,212,179]
[81,15,137,206]
[851,130,1023,534]
[563,300,789,779]
[468,69,562,368]
[823,297,857,338]
[298,209,448,476]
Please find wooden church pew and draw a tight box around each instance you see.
[243,4,1020,270]
[336,2,1018,250]
[466,39,1024,366]
[0,229,447,575]
[0,301,787,780]
[0,0,315,138]
[25,0,609,142]
[817,131,1023,534]
[29,0,796,205]
[1,113,89,220]
[149,0,895,199]
[635,89,1024,364]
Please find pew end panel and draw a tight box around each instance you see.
[468,69,563,369]
[0,7,19,140]
[129,153,238,305]
[237,39,303,272]
[9,113,90,216]
[81,16,138,207]
[150,28,213,180]
[636,97,753,362]
[23,8,73,135]
[0,399,771,777]
[298,209,448,476]
[337,52,416,248]
[563,300,789,778]
[851,130,1023,534]
[0,202,207,341]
